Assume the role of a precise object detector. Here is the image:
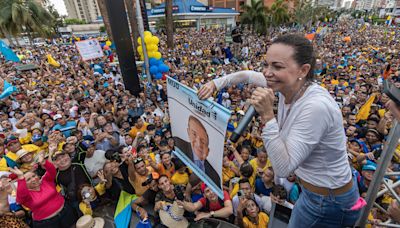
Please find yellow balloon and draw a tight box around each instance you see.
[137,37,142,45]
[106,40,112,46]
[144,36,152,44]
[144,31,152,37]
[137,46,143,53]
[147,44,158,52]
[148,52,156,58]
[154,52,162,59]
[151,36,159,45]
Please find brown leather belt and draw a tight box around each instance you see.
[299,178,353,196]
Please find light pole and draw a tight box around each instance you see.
[135,0,151,82]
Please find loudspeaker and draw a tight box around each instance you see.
[105,0,141,96]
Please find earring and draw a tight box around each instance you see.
[298,77,303,81]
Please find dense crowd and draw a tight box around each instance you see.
[0,19,399,228]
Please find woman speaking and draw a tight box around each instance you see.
[198,34,361,227]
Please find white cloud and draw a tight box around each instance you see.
[49,0,68,16]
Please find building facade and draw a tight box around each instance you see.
[63,0,102,23]
[147,0,239,30]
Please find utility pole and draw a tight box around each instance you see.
[135,0,151,82]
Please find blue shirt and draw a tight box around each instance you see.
[255,178,273,196]
[52,121,77,138]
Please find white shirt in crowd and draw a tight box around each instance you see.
[85,150,107,178]
[213,71,352,189]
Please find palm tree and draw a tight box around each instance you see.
[270,0,290,26]
[240,0,268,33]
[0,0,54,45]
[165,0,174,48]
[293,2,314,26]
[124,0,139,50]
[97,0,113,40]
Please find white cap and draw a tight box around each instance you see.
[53,114,63,121]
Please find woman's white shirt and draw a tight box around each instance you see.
[213,71,352,188]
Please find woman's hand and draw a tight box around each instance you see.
[198,81,216,100]
[37,152,45,166]
[9,167,24,179]
[250,87,275,124]
[97,170,107,183]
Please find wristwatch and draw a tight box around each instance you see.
[210,211,215,218]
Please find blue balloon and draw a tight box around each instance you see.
[156,60,163,66]
[159,64,170,73]
[150,65,159,75]
[155,72,162,79]
[149,58,158,66]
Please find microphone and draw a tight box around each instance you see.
[229,106,257,143]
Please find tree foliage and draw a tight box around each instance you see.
[0,0,55,40]
[240,0,268,34]
[64,18,87,25]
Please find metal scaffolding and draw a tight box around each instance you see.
[357,121,400,227]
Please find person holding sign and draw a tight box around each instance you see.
[174,115,220,188]
[198,34,361,227]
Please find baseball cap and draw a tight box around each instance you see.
[362,161,377,171]
[16,149,30,159]
[81,140,95,150]
[31,134,42,143]
[141,172,160,186]
[5,135,19,147]
[53,114,63,121]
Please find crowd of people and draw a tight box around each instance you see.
[0,18,399,228]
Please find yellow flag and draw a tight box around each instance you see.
[359,24,366,32]
[47,54,60,67]
[356,94,377,122]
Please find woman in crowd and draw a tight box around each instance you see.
[198,34,361,227]
[10,154,78,228]
[237,198,269,228]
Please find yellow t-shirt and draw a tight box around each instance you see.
[222,162,237,184]
[249,158,272,181]
[129,167,153,197]
[171,172,189,185]
[128,123,149,139]
[242,212,269,228]
[230,175,256,199]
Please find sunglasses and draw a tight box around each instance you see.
[133,157,144,164]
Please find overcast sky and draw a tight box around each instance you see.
[50,0,68,16]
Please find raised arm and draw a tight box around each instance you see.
[213,70,266,90]
[198,71,266,99]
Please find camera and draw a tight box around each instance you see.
[174,185,185,201]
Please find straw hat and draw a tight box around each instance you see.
[76,215,104,228]
[159,201,189,228]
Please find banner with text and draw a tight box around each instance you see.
[167,77,230,199]
[75,39,104,61]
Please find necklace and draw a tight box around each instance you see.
[279,81,312,131]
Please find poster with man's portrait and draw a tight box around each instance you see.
[167,77,230,199]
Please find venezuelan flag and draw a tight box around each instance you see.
[114,191,137,228]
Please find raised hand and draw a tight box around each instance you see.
[198,81,217,100]
[9,167,24,179]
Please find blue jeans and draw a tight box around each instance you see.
[288,181,361,228]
